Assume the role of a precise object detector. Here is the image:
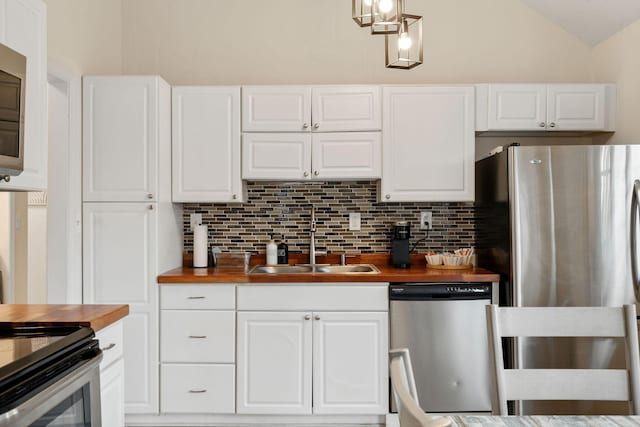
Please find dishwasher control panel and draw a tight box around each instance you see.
[389,283,492,300]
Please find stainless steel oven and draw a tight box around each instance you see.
[0,327,102,426]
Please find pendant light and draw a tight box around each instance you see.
[352,0,374,27]
[385,14,423,69]
[371,0,404,35]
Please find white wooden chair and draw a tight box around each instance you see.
[389,348,452,427]
[485,304,640,415]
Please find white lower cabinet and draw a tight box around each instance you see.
[236,311,313,414]
[159,284,236,415]
[161,364,235,414]
[312,312,388,414]
[236,284,389,415]
[96,321,125,427]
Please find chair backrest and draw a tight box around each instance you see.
[485,304,640,415]
[389,348,451,427]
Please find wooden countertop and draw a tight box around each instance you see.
[0,304,129,332]
[158,253,499,284]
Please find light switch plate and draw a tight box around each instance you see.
[349,213,361,231]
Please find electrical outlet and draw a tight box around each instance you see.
[420,211,433,230]
[190,213,202,232]
[349,212,361,231]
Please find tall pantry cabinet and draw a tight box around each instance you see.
[82,76,183,416]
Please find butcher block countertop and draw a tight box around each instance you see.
[0,304,129,332]
[158,253,499,284]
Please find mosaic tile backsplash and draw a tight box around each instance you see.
[182,181,475,255]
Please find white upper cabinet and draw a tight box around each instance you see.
[242,86,311,132]
[0,0,47,191]
[172,86,243,203]
[311,86,381,132]
[477,83,615,132]
[311,132,381,179]
[242,133,311,180]
[381,86,475,202]
[83,76,169,202]
[486,84,546,130]
[242,85,381,132]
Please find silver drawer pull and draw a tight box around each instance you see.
[187,296,206,299]
[188,335,207,339]
[101,343,116,351]
[188,389,207,394]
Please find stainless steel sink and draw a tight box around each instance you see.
[248,264,380,274]
[249,265,314,274]
[313,264,380,274]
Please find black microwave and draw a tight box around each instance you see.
[0,42,26,180]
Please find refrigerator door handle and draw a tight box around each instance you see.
[631,180,640,299]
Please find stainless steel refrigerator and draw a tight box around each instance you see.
[476,144,640,415]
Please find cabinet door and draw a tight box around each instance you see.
[547,84,607,130]
[487,84,547,130]
[237,311,312,414]
[161,364,235,414]
[160,310,235,363]
[242,86,311,132]
[311,86,381,132]
[312,312,388,414]
[311,132,381,179]
[172,86,243,202]
[0,0,47,191]
[101,357,125,427]
[83,76,161,202]
[381,87,475,202]
[83,203,159,413]
[242,133,311,180]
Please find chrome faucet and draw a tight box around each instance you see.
[309,206,317,266]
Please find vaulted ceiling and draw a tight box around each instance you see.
[520,0,640,46]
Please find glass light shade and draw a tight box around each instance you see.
[352,0,374,27]
[371,0,404,35]
[385,14,423,70]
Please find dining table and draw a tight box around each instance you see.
[450,415,640,426]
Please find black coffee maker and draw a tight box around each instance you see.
[391,221,411,268]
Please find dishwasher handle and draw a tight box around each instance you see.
[389,283,491,301]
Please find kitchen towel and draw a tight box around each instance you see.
[193,224,208,268]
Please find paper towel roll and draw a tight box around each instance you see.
[193,224,208,268]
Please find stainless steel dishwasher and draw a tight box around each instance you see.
[389,283,493,413]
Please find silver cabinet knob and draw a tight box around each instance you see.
[313,123,320,129]
[303,123,309,129]
[314,315,321,320]
[147,193,153,199]
[314,171,319,176]
[0,175,10,182]
[304,314,311,320]
[385,194,391,200]
[232,194,238,200]
[538,122,546,128]
[549,122,556,128]
[303,171,309,177]
[148,205,154,210]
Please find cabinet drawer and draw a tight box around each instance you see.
[161,364,235,414]
[160,284,235,310]
[237,284,388,311]
[161,310,235,363]
[95,321,124,370]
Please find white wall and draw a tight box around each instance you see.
[119,0,593,85]
[45,0,123,74]
[591,19,640,144]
